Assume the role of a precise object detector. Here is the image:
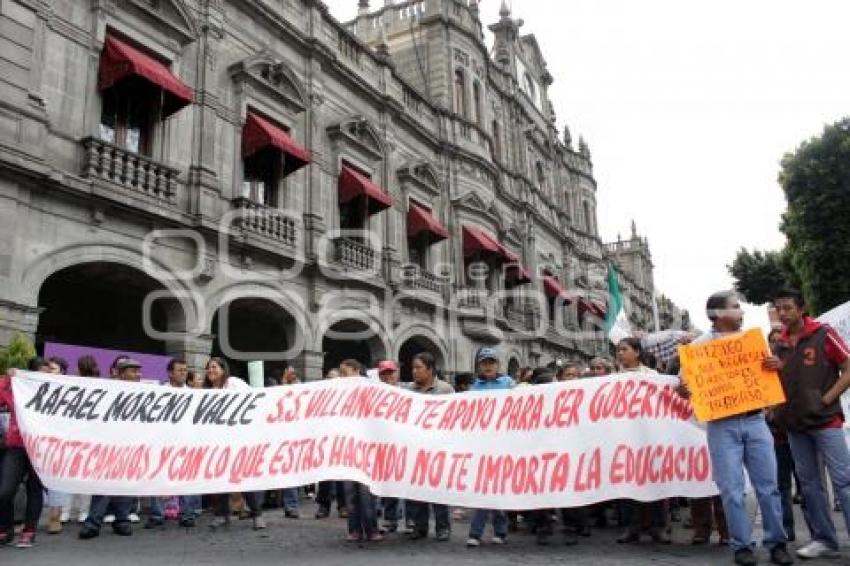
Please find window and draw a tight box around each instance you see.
[563,191,571,217]
[536,162,546,194]
[241,148,280,206]
[99,78,159,155]
[523,73,536,102]
[472,81,482,124]
[454,69,466,117]
[491,120,501,160]
[583,201,593,233]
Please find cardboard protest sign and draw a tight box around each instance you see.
[678,328,786,422]
[12,370,717,509]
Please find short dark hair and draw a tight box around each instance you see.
[531,367,555,385]
[774,287,805,308]
[166,358,187,372]
[339,358,364,375]
[47,356,68,374]
[77,355,100,377]
[412,352,437,372]
[706,290,738,322]
[27,356,49,372]
[617,336,643,355]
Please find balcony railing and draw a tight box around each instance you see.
[232,198,296,248]
[334,237,377,271]
[82,137,178,202]
[400,265,443,293]
[456,287,486,308]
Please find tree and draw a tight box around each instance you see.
[0,333,36,374]
[779,118,850,315]
[728,247,797,305]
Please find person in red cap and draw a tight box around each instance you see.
[376,360,406,534]
[377,360,399,386]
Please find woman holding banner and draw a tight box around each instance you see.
[0,357,50,548]
[614,338,671,545]
[205,358,267,531]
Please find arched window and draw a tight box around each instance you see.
[536,161,546,194]
[454,69,466,117]
[583,201,593,233]
[472,81,482,124]
[491,119,501,160]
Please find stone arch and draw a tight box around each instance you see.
[21,242,200,330]
[393,323,449,382]
[317,309,390,373]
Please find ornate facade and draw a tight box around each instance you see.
[0,0,669,380]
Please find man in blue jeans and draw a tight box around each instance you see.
[684,291,793,566]
[768,288,850,560]
[466,347,513,547]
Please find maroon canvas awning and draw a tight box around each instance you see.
[543,275,574,303]
[242,112,311,176]
[98,36,192,117]
[407,203,449,242]
[579,297,607,317]
[462,226,518,263]
[338,166,393,214]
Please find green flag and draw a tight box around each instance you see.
[605,264,632,343]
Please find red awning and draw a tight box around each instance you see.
[98,36,192,117]
[242,112,311,176]
[543,276,574,303]
[338,166,393,214]
[407,203,449,242]
[463,226,515,261]
[579,297,607,317]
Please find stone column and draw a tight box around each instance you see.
[0,300,40,347]
[290,349,324,382]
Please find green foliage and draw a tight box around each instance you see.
[728,247,797,305]
[0,333,36,374]
[778,118,850,315]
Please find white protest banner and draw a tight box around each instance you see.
[818,300,850,424]
[12,371,717,509]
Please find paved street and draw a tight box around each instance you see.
[3,499,849,566]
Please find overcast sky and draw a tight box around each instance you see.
[323,0,850,331]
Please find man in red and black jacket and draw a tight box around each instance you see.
[766,288,850,560]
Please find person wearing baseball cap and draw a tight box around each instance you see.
[376,360,399,386]
[466,347,513,547]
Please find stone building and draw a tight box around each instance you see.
[0,0,666,381]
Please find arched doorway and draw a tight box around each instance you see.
[36,261,181,355]
[397,336,445,383]
[321,319,386,375]
[210,297,298,383]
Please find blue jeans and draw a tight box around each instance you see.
[149,495,201,521]
[707,413,787,553]
[84,495,134,531]
[788,427,850,550]
[468,509,507,539]
[283,487,299,512]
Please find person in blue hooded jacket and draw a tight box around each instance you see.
[466,347,513,547]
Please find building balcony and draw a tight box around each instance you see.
[82,136,178,203]
[334,237,378,272]
[456,286,486,309]
[400,265,443,293]
[232,198,296,249]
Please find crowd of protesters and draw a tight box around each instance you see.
[0,287,849,565]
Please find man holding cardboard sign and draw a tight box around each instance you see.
[767,288,850,560]
[679,291,792,566]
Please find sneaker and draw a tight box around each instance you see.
[128,513,140,524]
[796,541,839,559]
[284,509,299,519]
[466,537,481,547]
[209,516,230,529]
[60,511,70,523]
[734,548,758,566]
[112,523,132,536]
[144,518,164,529]
[381,521,397,533]
[338,507,349,518]
[179,517,195,528]
[0,530,12,546]
[770,545,794,565]
[491,535,506,544]
[252,516,266,530]
[315,506,329,519]
[366,532,384,542]
[77,512,88,524]
[15,530,35,548]
[103,514,115,524]
[399,521,415,534]
[436,529,450,542]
